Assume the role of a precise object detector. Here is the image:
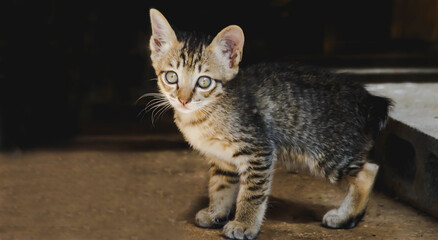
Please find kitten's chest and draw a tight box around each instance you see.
[175,115,237,162]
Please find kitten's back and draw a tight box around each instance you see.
[234,62,391,138]
[226,63,391,179]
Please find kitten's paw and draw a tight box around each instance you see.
[322,208,365,229]
[223,220,259,240]
[195,208,228,228]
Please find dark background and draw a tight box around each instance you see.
[1,0,438,150]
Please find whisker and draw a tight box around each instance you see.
[145,100,168,113]
[136,92,164,104]
[150,102,170,125]
[144,98,166,110]
[155,103,172,122]
[136,92,168,121]
[137,108,146,118]
[137,100,166,120]
[140,100,164,120]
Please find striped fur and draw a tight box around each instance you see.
[148,9,391,240]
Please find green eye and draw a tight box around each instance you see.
[164,71,178,84]
[197,76,212,89]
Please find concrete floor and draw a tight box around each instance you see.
[0,135,437,240]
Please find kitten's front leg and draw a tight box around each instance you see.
[196,159,240,228]
[223,154,274,240]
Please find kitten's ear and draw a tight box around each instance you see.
[209,25,245,69]
[149,9,177,55]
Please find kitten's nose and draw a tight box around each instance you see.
[178,98,190,105]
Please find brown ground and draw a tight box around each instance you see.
[0,135,437,240]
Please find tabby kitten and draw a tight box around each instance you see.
[148,9,391,240]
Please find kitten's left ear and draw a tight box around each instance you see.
[209,25,245,69]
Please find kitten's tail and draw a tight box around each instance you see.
[365,94,393,137]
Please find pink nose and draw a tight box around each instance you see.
[178,98,190,105]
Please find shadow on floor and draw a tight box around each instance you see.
[267,197,330,223]
[181,195,330,226]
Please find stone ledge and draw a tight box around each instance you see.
[367,83,438,218]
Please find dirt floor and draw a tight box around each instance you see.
[0,135,437,240]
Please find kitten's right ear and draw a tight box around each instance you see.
[207,25,244,81]
[149,9,177,55]
[209,25,245,69]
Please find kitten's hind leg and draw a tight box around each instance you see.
[195,159,240,228]
[322,162,379,229]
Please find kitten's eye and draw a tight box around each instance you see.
[197,76,212,89]
[164,71,178,84]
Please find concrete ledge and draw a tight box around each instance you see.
[367,83,438,218]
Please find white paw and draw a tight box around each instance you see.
[322,208,363,229]
[322,209,346,228]
[195,208,228,228]
[195,208,214,228]
[223,220,259,240]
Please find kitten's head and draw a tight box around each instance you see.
[149,9,244,113]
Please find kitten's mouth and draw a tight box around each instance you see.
[175,104,194,113]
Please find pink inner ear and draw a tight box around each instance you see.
[150,11,176,52]
[154,38,162,48]
[221,39,238,68]
[229,52,237,68]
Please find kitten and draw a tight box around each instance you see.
[147,9,391,240]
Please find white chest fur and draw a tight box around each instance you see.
[175,113,237,163]
[180,124,235,160]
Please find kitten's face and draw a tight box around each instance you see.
[149,9,244,114]
[151,39,223,113]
